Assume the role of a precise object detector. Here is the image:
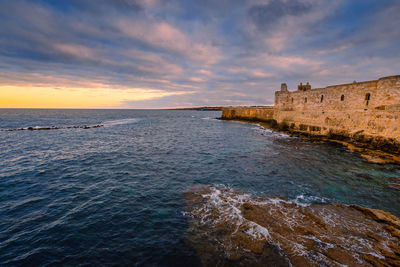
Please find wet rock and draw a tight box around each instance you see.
[355,173,373,180]
[184,185,400,266]
[389,183,400,191]
[3,124,104,131]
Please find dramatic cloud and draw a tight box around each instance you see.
[248,0,312,31]
[0,0,399,108]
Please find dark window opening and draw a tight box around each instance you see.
[321,95,324,102]
[365,93,370,106]
[341,95,345,101]
[304,97,307,103]
[291,98,294,103]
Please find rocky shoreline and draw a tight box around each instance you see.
[184,185,400,266]
[218,117,400,165]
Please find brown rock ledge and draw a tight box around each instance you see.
[183,185,400,266]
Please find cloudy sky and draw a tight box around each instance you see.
[0,0,399,108]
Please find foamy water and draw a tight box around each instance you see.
[102,118,139,127]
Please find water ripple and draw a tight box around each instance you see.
[0,109,399,266]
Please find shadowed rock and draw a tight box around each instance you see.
[183,185,400,266]
[389,183,400,191]
[3,124,103,131]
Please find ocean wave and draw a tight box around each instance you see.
[253,125,292,139]
[101,118,139,127]
[201,117,219,121]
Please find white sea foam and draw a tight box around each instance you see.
[294,194,329,204]
[246,221,271,239]
[201,117,219,121]
[102,118,139,127]
[253,125,292,139]
[190,186,288,243]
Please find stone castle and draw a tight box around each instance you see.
[221,75,400,154]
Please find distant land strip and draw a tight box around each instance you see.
[169,106,271,111]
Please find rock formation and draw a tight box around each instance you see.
[2,124,103,131]
[184,185,400,266]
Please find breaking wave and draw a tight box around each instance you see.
[253,125,292,139]
[101,118,139,127]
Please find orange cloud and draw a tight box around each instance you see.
[0,85,189,108]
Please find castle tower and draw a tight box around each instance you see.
[280,83,288,92]
[298,82,303,91]
[297,82,312,91]
[305,82,311,91]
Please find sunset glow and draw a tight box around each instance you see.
[0,85,186,108]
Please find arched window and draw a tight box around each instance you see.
[304,97,307,103]
[341,95,345,101]
[321,95,324,103]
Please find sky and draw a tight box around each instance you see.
[0,0,399,108]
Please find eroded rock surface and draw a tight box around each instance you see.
[183,185,400,266]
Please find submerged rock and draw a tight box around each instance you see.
[389,183,400,191]
[183,185,400,266]
[3,124,104,131]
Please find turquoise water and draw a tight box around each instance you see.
[0,109,399,266]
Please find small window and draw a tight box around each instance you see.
[291,98,294,103]
[304,97,307,103]
[321,95,324,102]
[341,95,345,101]
[365,93,370,106]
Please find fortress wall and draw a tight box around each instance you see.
[274,109,400,139]
[221,107,274,122]
[276,76,400,112]
[273,76,400,143]
[221,75,400,153]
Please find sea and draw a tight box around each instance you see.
[0,109,399,266]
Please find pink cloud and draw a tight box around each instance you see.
[188,77,206,83]
[116,19,221,65]
[52,43,95,59]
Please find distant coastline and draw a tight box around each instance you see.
[169,106,271,111]
[168,106,224,111]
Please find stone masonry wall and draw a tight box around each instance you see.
[221,75,400,153]
[274,76,400,140]
[221,106,275,122]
